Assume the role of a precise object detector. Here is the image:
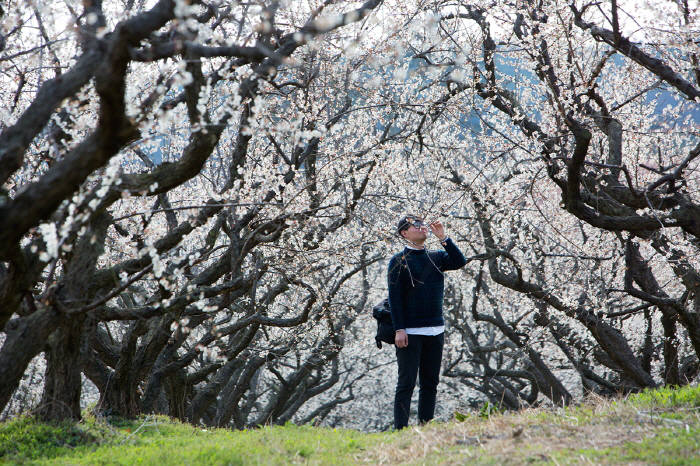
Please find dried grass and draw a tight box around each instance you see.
[361,394,698,465]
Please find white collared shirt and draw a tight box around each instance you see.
[405,325,445,336]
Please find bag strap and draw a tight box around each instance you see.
[402,251,438,286]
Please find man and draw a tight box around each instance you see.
[387,214,467,430]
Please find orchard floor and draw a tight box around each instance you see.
[1,385,699,465]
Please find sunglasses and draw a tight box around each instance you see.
[400,219,426,231]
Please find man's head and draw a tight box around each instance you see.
[397,214,428,244]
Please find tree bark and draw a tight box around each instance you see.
[0,309,61,413]
[38,315,89,421]
[662,314,680,385]
[97,321,147,417]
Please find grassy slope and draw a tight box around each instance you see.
[1,386,699,465]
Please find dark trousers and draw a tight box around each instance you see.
[394,333,444,430]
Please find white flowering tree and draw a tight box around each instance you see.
[395,0,700,403]
[2,0,699,428]
[0,0,406,423]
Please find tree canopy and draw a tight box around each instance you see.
[1,0,698,428]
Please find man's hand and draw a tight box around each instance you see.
[429,220,447,241]
[395,329,408,348]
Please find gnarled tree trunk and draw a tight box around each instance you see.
[38,315,89,421]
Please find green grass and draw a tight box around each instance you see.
[628,385,700,410]
[2,385,700,465]
[0,416,100,461]
[0,414,393,465]
[576,427,700,466]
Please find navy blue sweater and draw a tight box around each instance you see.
[387,238,467,331]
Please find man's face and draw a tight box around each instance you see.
[400,217,428,242]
